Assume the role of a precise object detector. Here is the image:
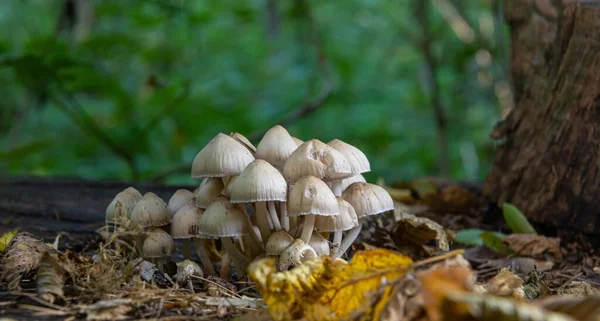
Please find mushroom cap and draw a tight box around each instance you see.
[315,197,359,232]
[105,189,139,222]
[327,139,370,174]
[333,174,367,193]
[195,178,225,209]
[291,137,303,147]
[308,231,330,257]
[168,189,195,215]
[278,238,317,271]
[287,176,339,217]
[255,125,298,170]
[265,230,294,256]
[282,139,352,183]
[199,197,248,237]
[342,182,394,218]
[230,132,256,153]
[230,159,287,203]
[131,192,171,227]
[191,133,255,179]
[123,187,142,201]
[171,203,205,239]
[143,228,175,259]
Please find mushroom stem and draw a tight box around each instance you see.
[300,214,316,243]
[331,181,343,197]
[203,239,221,262]
[193,238,216,275]
[256,202,271,240]
[182,238,191,260]
[222,237,250,275]
[333,221,363,259]
[268,201,282,231]
[289,216,298,233]
[280,202,289,231]
[220,252,232,281]
[156,259,166,273]
[331,231,343,256]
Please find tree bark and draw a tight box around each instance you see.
[484,2,600,234]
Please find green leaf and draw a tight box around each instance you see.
[480,232,513,256]
[455,229,507,247]
[503,203,537,235]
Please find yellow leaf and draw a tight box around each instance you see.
[0,229,18,253]
[249,249,412,321]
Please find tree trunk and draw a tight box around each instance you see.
[484,2,600,234]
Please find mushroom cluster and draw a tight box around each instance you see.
[105,125,394,276]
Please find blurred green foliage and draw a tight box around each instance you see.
[0,0,509,184]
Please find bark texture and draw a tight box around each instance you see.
[485,2,600,233]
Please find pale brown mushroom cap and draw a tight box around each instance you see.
[200,197,248,237]
[123,187,142,202]
[191,133,255,179]
[265,230,294,256]
[287,176,339,217]
[105,189,139,222]
[282,139,352,183]
[278,238,317,271]
[230,159,287,203]
[195,178,225,209]
[168,189,195,215]
[342,182,394,218]
[143,228,175,258]
[327,139,370,174]
[131,192,171,227]
[220,174,239,198]
[315,197,359,232]
[171,203,205,239]
[308,231,330,257]
[255,125,298,170]
[230,132,257,153]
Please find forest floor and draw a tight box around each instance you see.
[0,177,599,321]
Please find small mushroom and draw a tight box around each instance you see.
[230,132,257,154]
[105,187,141,230]
[230,159,287,242]
[171,203,215,275]
[291,136,303,147]
[308,231,330,257]
[265,230,294,256]
[195,178,225,209]
[334,183,394,258]
[255,125,298,171]
[174,260,204,286]
[315,197,359,255]
[191,133,255,179]
[278,238,317,271]
[168,189,195,215]
[143,228,175,272]
[334,174,367,194]
[282,139,352,184]
[287,176,339,243]
[200,197,253,277]
[131,192,171,254]
[327,139,370,196]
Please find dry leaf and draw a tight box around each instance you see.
[249,249,412,321]
[37,252,67,303]
[234,309,274,321]
[484,268,525,299]
[0,232,49,290]
[441,292,577,321]
[391,213,450,252]
[0,229,18,253]
[418,265,476,321]
[503,234,562,262]
[536,294,600,321]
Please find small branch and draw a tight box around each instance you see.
[137,83,190,139]
[265,0,280,40]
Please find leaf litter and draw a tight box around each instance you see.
[1,178,600,321]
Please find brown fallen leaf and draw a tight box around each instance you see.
[0,232,50,290]
[536,294,600,321]
[37,252,68,303]
[83,299,133,321]
[484,268,525,299]
[418,265,476,321]
[391,213,450,253]
[503,234,562,262]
